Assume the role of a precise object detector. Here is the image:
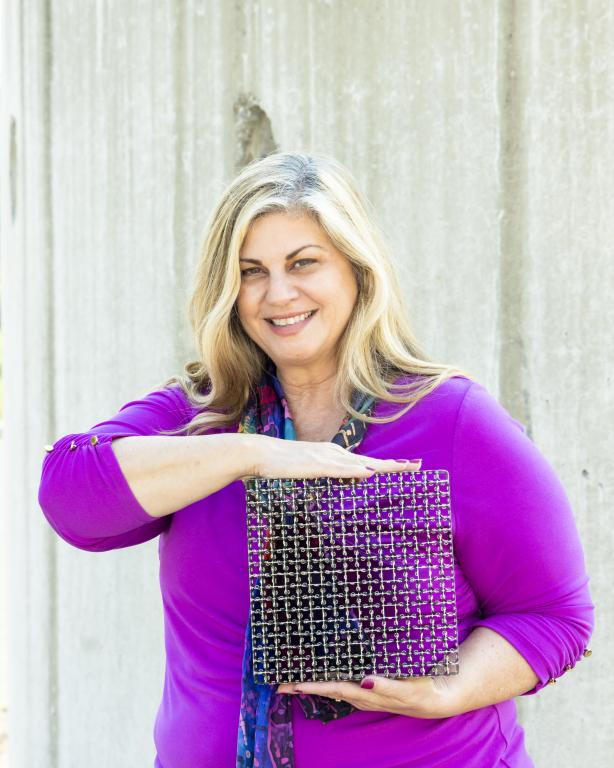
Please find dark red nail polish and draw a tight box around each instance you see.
[360,679,375,689]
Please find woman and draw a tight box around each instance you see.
[39,151,594,768]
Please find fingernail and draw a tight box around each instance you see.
[360,679,375,689]
[366,466,377,471]
[394,459,409,463]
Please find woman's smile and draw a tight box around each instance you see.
[265,309,318,335]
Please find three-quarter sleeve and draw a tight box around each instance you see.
[38,385,192,552]
[451,381,595,694]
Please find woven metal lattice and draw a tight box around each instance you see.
[244,469,459,684]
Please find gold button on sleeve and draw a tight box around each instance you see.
[547,678,557,685]
[583,648,592,657]
[89,435,99,446]
[69,440,77,451]
[44,444,54,453]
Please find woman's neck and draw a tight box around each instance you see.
[276,365,340,417]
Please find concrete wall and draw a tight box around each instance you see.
[1,1,612,766]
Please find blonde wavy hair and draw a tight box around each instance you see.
[158,150,474,435]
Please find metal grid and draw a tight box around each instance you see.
[245,469,459,684]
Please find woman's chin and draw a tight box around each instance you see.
[269,345,335,369]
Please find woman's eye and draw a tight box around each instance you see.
[240,259,315,278]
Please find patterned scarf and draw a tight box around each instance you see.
[236,359,376,768]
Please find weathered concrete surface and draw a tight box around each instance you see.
[0,430,7,767]
[493,2,613,757]
[1,1,612,766]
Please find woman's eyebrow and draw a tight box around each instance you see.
[239,244,324,264]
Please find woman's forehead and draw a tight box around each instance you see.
[240,212,330,258]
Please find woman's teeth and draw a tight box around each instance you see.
[269,311,314,326]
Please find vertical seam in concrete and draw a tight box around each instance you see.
[14,3,32,761]
[171,1,188,354]
[42,0,59,764]
[233,0,247,91]
[232,0,248,173]
[495,0,533,437]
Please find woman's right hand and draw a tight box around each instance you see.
[243,434,421,480]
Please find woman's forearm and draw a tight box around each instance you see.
[110,433,259,518]
[435,626,540,716]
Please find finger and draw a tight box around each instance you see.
[292,675,405,699]
[289,680,362,699]
[330,459,422,480]
[337,454,422,472]
[321,460,380,478]
[355,674,428,702]
[367,458,422,472]
[276,683,298,694]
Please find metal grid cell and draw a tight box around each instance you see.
[244,469,459,684]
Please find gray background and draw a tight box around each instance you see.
[1,1,612,766]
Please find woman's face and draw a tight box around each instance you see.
[236,211,359,378]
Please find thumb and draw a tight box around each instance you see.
[359,674,391,691]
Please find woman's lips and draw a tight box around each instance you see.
[266,310,317,336]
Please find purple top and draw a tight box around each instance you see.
[38,376,594,768]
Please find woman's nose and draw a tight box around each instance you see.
[265,273,301,303]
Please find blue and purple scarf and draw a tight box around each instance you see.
[236,360,376,768]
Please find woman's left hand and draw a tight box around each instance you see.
[276,674,455,719]
[276,627,543,719]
